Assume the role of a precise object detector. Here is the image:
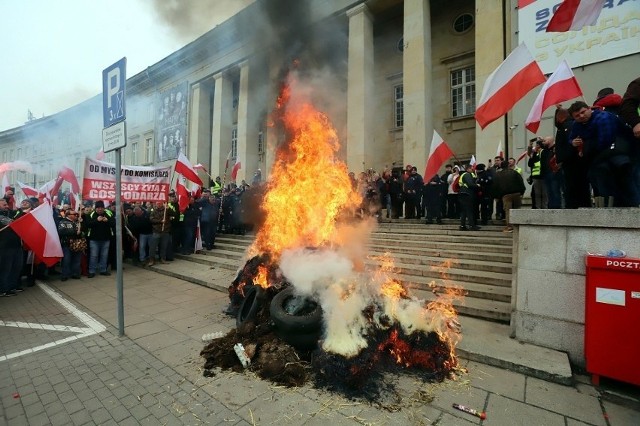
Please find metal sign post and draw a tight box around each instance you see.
[102,57,127,337]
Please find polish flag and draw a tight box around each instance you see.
[423,130,454,180]
[9,200,63,267]
[175,153,204,187]
[39,177,64,201]
[469,155,477,170]
[189,181,202,199]
[176,176,190,212]
[546,0,605,32]
[58,166,81,194]
[496,141,504,159]
[224,150,233,171]
[525,60,583,133]
[193,163,207,172]
[230,161,241,181]
[194,218,203,253]
[17,181,38,198]
[516,150,529,164]
[475,43,546,129]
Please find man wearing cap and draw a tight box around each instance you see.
[86,200,115,277]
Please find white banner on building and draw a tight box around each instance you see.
[518,0,640,74]
[82,158,171,202]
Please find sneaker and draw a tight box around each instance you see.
[88,273,95,278]
[100,271,111,276]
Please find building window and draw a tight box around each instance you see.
[145,137,153,164]
[131,142,138,165]
[451,66,475,117]
[231,127,238,159]
[394,84,404,128]
[453,13,474,34]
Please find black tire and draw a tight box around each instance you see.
[236,285,264,328]
[274,328,321,351]
[270,287,323,334]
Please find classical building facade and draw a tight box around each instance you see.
[1,0,638,189]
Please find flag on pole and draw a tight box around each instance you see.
[230,161,242,181]
[175,153,204,187]
[525,60,583,133]
[58,166,81,194]
[423,130,455,180]
[496,141,504,159]
[194,218,203,253]
[176,176,190,212]
[193,163,207,172]
[469,155,477,170]
[9,200,63,266]
[546,0,605,32]
[224,150,232,171]
[475,43,546,129]
[16,181,38,198]
[516,150,529,164]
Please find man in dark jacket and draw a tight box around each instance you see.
[0,199,23,296]
[85,200,115,277]
[128,206,153,264]
[554,107,591,209]
[494,166,526,233]
[423,174,443,224]
[181,196,201,254]
[475,164,493,225]
[618,77,640,206]
[458,164,480,231]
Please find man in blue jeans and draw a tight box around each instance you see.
[86,200,115,277]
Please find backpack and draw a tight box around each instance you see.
[451,174,461,193]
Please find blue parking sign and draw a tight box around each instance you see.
[102,58,127,128]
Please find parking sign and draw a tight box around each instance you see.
[102,58,127,128]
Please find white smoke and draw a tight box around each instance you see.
[279,246,452,358]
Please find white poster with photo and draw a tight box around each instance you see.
[517,0,640,74]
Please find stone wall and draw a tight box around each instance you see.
[509,209,640,366]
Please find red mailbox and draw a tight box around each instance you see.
[585,255,640,386]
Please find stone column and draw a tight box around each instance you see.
[346,4,374,173]
[211,72,234,179]
[402,0,432,169]
[188,80,213,185]
[475,0,506,164]
[236,60,261,184]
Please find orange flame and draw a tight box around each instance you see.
[252,265,270,289]
[249,75,360,261]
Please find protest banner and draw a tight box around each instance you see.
[82,158,171,202]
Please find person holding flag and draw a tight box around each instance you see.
[0,198,23,297]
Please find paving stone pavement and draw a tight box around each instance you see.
[0,264,639,425]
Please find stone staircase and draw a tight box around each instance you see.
[146,218,514,323]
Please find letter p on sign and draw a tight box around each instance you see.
[102,57,126,128]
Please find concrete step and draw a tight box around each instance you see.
[365,258,512,287]
[368,243,513,263]
[371,231,513,246]
[369,238,513,254]
[411,287,511,323]
[367,251,513,274]
[391,273,512,303]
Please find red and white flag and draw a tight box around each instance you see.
[518,0,536,8]
[525,60,583,133]
[16,181,38,198]
[176,176,190,213]
[194,218,203,253]
[475,43,546,129]
[175,153,204,187]
[58,166,81,194]
[469,155,477,170]
[516,150,529,164]
[423,130,455,180]
[230,161,242,181]
[546,0,605,32]
[193,163,207,172]
[39,177,64,202]
[9,200,63,267]
[496,141,504,159]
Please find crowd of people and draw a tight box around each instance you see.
[0,173,264,297]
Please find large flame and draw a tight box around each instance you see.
[249,75,360,261]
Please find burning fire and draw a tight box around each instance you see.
[249,75,361,261]
[241,71,462,369]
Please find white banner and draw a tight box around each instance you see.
[82,158,171,202]
[518,0,640,74]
